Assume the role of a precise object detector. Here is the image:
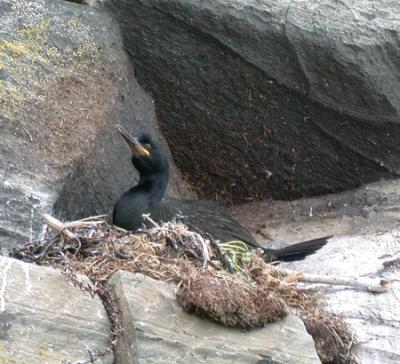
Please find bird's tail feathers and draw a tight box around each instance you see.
[264,236,331,262]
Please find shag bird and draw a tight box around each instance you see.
[112,126,329,262]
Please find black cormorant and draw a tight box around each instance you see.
[112,126,329,262]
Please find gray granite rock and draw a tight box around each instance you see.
[283,232,400,364]
[0,0,191,254]
[0,256,112,363]
[97,0,400,203]
[108,271,320,364]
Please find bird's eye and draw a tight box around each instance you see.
[143,143,152,152]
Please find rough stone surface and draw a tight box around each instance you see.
[98,0,400,203]
[0,256,112,363]
[107,271,320,364]
[0,0,192,254]
[284,233,400,364]
[231,178,400,364]
[230,178,400,245]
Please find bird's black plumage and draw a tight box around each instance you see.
[112,126,330,262]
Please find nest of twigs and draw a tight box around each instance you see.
[13,215,356,364]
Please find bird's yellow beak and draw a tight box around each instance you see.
[115,125,150,157]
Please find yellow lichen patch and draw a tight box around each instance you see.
[0,342,17,364]
[67,18,80,27]
[74,42,97,58]
[46,46,63,63]
[0,84,28,119]
[35,346,49,359]
[0,40,29,56]
[16,20,51,42]
[0,18,100,119]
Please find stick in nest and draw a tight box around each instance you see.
[42,214,390,293]
[143,214,213,268]
[279,268,390,293]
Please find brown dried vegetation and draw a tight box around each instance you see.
[13,216,355,364]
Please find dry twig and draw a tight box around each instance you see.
[43,214,77,240]
[279,268,389,293]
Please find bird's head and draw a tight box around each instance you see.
[115,125,169,177]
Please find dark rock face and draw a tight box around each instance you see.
[0,0,190,253]
[100,0,400,203]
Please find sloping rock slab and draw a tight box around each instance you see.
[284,232,400,364]
[98,0,400,203]
[0,256,112,363]
[108,271,320,364]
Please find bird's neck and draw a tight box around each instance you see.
[113,170,169,231]
[135,172,169,204]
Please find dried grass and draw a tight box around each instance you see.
[176,270,287,329]
[13,216,356,364]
